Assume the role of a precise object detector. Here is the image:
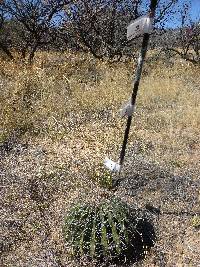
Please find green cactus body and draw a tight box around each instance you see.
[64,198,154,261]
[108,210,121,255]
[99,206,109,254]
[90,213,98,257]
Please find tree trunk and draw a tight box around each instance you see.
[0,42,14,60]
[28,44,38,64]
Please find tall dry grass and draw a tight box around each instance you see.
[0,51,199,173]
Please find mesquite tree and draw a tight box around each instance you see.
[1,0,71,63]
[1,0,198,63]
[0,8,13,59]
[166,3,200,64]
[59,0,143,60]
[58,0,188,60]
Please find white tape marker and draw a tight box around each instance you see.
[104,157,121,172]
[127,14,153,40]
[120,100,135,117]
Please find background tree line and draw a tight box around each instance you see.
[0,0,199,64]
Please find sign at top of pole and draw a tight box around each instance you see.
[127,14,153,41]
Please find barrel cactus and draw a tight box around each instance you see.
[63,198,155,262]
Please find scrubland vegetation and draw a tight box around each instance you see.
[1,0,200,266]
[0,50,199,266]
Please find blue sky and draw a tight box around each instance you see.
[138,0,200,28]
[190,0,200,20]
[159,0,200,28]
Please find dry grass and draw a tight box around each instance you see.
[0,51,200,266]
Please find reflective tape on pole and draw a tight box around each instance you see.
[104,158,121,172]
[127,14,153,41]
[120,100,135,118]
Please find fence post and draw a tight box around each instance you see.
[119,0,158,167]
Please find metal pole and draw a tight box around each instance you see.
[119,0,157,166]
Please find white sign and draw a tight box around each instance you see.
[104,158,121,172]
[120,100,135,117]
[127,15,153,40]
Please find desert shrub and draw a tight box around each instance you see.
[63,198,155,263]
